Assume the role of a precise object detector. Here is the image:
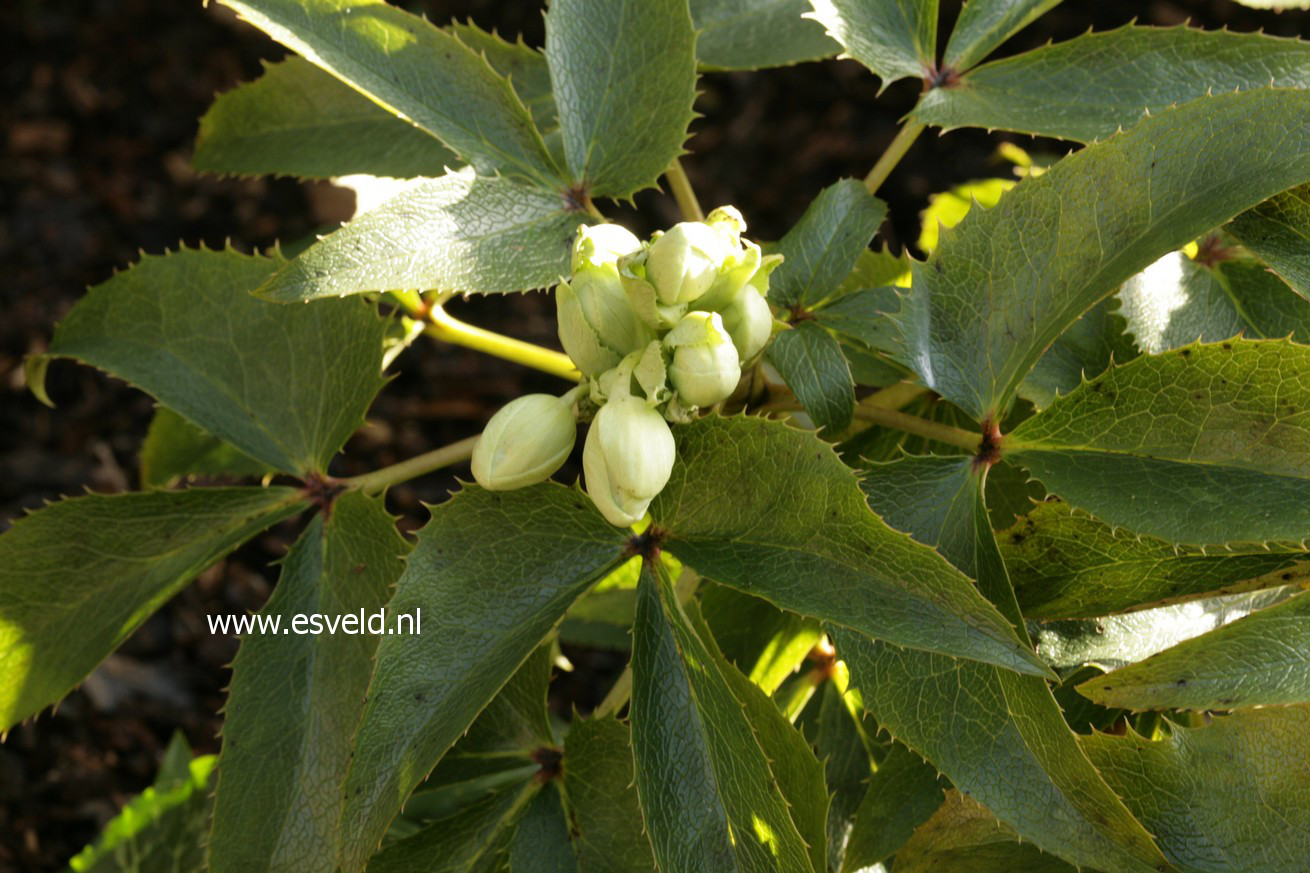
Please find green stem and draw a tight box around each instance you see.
[859,380,928,411]
[582,194,605,220]
[340,434,480,495]
[664,158,704,222]
[426,305,581,382]
[863,122,925,195]
[854,405,980,451]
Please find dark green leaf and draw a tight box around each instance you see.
[914,26,1310,142]
[1217,258,1310,341]
[765,322,856,434]
[802,679,874,872]
[691,0,839,70]
[209,492,409,873]
[942,0,1063,72]
[771,180,887,309]
[561,715,657,872]
[365,782,538,873]
[1020,297,1137,410]
[194,57,456,179]
[0,487,305,730]
[1117,253,1245,353]
[340,485,627,872]
[1228,183,1310,301]
[139,407,274,488]
[840,743,945,871]
[808,0,937,87]
[43,247,386,474]
[509,785,578,873]
[893,790,1077,873]
[892,89,1310,420]
[544,0,696,199]
[449,23,558,132]
[811,287,902,357]
[698,584,822,694]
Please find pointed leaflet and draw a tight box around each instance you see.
[41,248,386,474]
[914,26,1310,143]
[799,677,875,871]
[508,785,578,873]
[691,0,838,70]
[771,179,886,310]
[448,23,558,134]
[0,487,305,730]
[140,407,274,489]
[843,457,1169,873]
[339,485,627,872]
[1216,258,1310,340]
[208,493,408,873]
[257,170,590,301]
[807,0,937,88]
[1077,589,1310,711]
[1007,339,1310,544]
[1080,707,1310,872]
[941,0,1062,72]
[893,791,1077,873]
[629,562,814,872]
[765,322,856,435]
[544,0,696,200]
[698,585,822,695]
[1002,500,1310,620]
[561,716,657,872]
[194,57,456,180]
[839,743,946,872]
[1020,297,1138,410]
[217,0,560,187]
[650,416,1048,675]
[893,88,1310,421]
[1227,183,1310,300]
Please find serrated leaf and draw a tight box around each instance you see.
[942,0,1063,72]
[914,26,1310,142]
[698,584,822,695]
[455,643,556,756]
[844,456,1170,873]
[839,742,945,872]
[218,0,561,187]
[1227,183,1310,300]
[799,677,874,872]
[69,743,217,873]
[651,416,1050,676]
[812,288,902,359]
[258,170,590,301]
[449,23,558,133]
[1020,297,1138,410]
[807,0,937,87]
[139,406,274,489]
[1008,339,1310,544]
[765,322,856,435]
[1117,253,1247,353]
[0,487,304,730]
[339,485,627,872]
[508,785,578,873]
[772,179,887,310]
[365,782,538,873]
[629,561,814,872]
[561,715,657,872]
[544,0,696,199]
[1078,589,1310,710]
[1002,499,1310,620]
[1079,707,1310,872]
[194,57,457,179]
[1217,258,1310,340]
[44,248,386,474]
[208,492,409,873]
[917,178,1013,253]
[893,790,1077,873]
[893,88,1310,421]
[692,0,839,70]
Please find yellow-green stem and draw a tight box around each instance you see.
[864,122,925,195]
[426,305,581,382]
[854,404,980,451]
[665,158,704,222]
[859,380,929,411]
[340,435,480,495]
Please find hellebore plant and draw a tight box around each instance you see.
[8,0,1310,871]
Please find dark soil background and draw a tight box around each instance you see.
[2,0,1308,868]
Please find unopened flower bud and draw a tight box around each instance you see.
[471,394,576,491]
[583,394,676,527]
[646,221,732,306]
[558,224,654,376]
[717,285,775,361]
[664,311,741,407]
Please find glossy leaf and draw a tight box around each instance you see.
[544,0,696,199]
[765,322,856,435]
[218,0,560,186]
[365,782,537,873]
[1080,707,1310,872]
[840,743,945,871]
[1227,183,1310,300]
[652,416,1050,676]
[914,26,1310,142]
[1002,499,1310,620]
[942,0,1063,72]
[449,23,558,132]
[194,57,456,179]
[561,715,657,872]
[1008,339,1310,544]
[808,0,937,88]
[771,179,887,310]
[1020,297,1138,410]
[42,247,386,474]
[1078,589,1310,710]
[629,562,814,872]
[692,0,838,70]
[1217,258,1310,341]
[209,493,409,873]
[0,487,305,730]
[139,407,274,489]
[339,485,627,871]
[257,170,590,301]
[894,790,1077,873]
[892,88,1310,420]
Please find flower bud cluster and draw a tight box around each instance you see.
[470,208,780,527]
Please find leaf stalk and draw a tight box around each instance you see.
[863,122,925,194]
[664,157,705,222]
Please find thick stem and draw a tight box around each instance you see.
[664,158,704,222]
[340,435,480,495]
[426,305,581,382]
[863,122,925,195]
[853,405,980,451]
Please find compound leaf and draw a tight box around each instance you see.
[840,743,945,871]
[561,715,657,872]
[942,0,1063,72]
[365,782,538,873]
[140,407,274,489]
[893,790,1077,873]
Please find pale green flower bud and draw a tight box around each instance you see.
[572,222,642,273]
[664,311,741,407]
[558,224,654,376]
[583,394,676,527]
[471,394,576,491]
[718,285,775,361]
[646,221,732,306]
